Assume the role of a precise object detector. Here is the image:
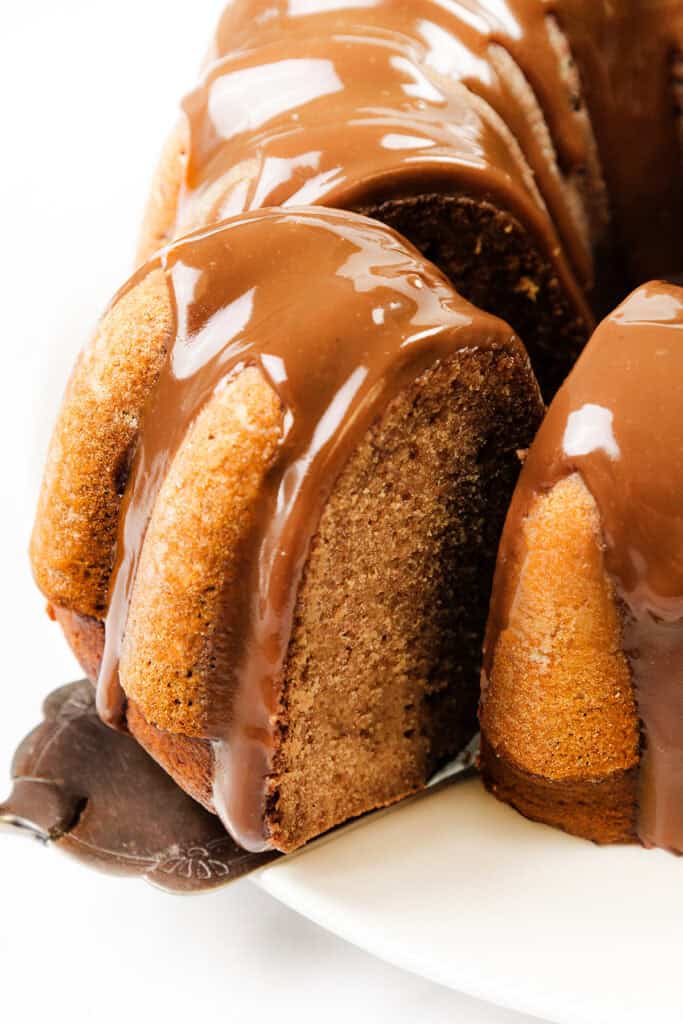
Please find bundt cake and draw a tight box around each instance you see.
[205,0,682,291]
[480,280,683,853]
[30,207,544,852]
[141,0,603,398]
[27,1,683,858]
[139,1,683,395]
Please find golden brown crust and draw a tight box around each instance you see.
[30,269,173,618]
[126,701,215,812]
[481,474,639,780]
[51,606,104,682]
[47,606,218,811]
[480,473,640,841]
[136,118,188,265]
[480,734,638,844]
[120,367,283,738]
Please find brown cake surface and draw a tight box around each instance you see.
[480,281,683,852]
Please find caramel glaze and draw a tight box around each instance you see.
[204,0,683,284]
[98,207,525,851]
[206,0,601,290]
[179,3,591,322]
[484,281,683,852]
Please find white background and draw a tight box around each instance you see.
[0,4,543,1021]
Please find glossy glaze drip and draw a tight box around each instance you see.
[206,0,600,286]
[178,1,589,310]
[97,207,515,851]
[209,0,591,178]
[485,281,683,851]
[202,0,683,283]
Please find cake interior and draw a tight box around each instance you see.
[361,194,588,398]
[266,347,542,849]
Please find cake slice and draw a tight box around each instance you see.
[31,207,543,852]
